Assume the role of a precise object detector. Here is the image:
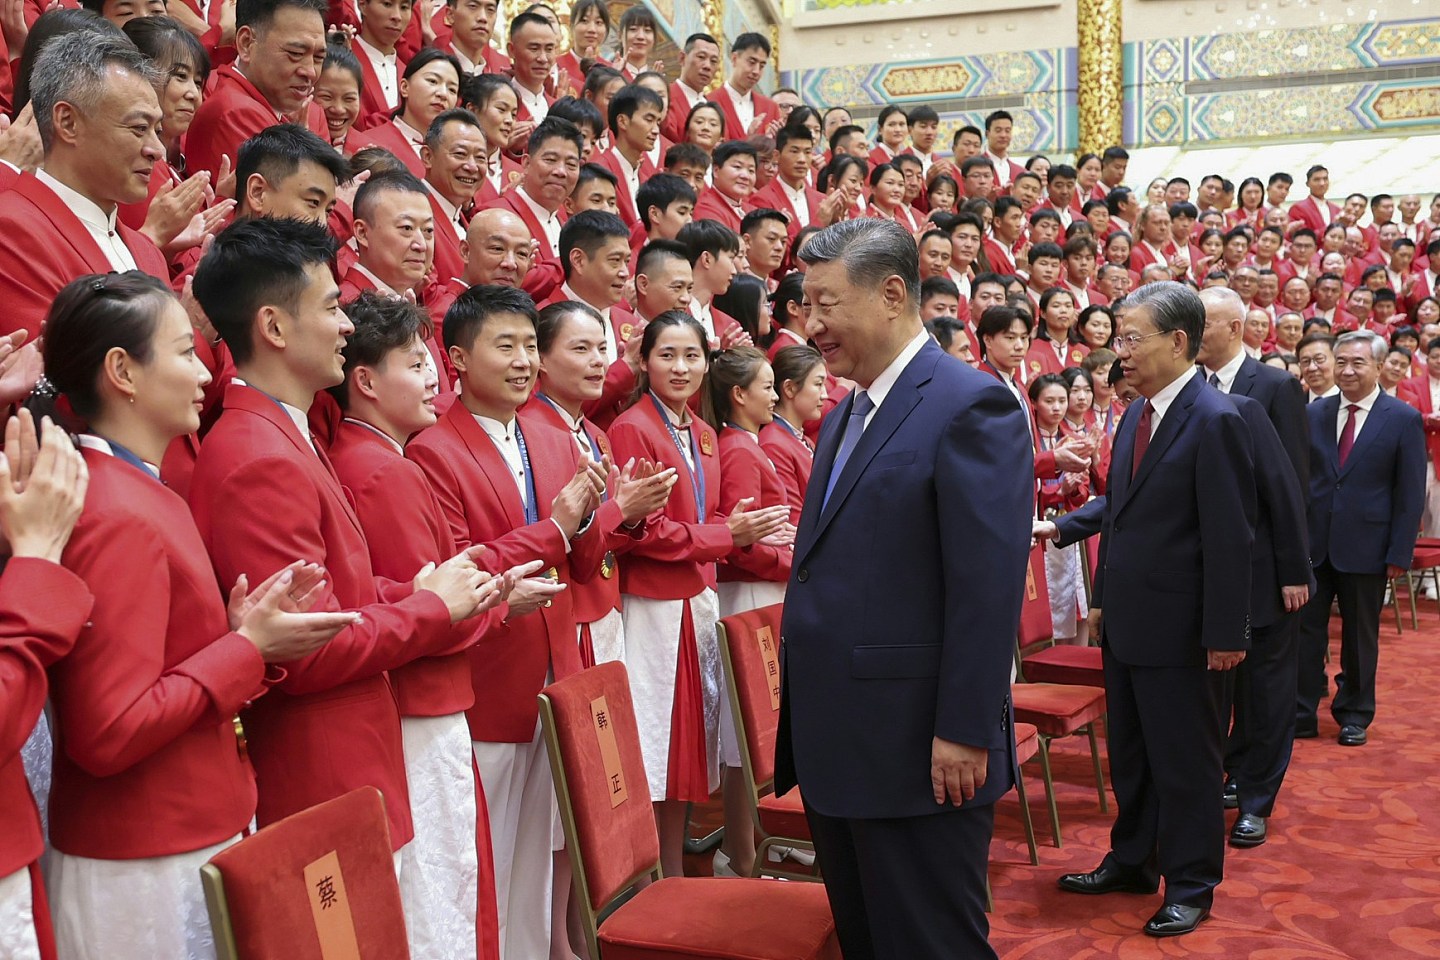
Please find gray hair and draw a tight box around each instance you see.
[1118,280,1205,361]
[30,34,159,152]
[797,218,920,308]
[1335,330,1387,363]
[1198,285,1245,322]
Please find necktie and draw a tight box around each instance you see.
[1338,403,1360,465]
[1208,371,1221,388]
[1130,401,1153,480]
[822,391,874,507]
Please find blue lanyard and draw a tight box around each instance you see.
[649,392,705,522]
[534,392,606,503]
[771,414,812,454]
[513,421,540,525]
[94,436,162,484]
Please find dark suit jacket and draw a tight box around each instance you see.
[1229,354,1310,496]
[1086,372,1256,666]
[774,339,1033,820]
[1306,392,1426,575]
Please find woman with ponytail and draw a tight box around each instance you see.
[37,272,359,960]
[606,311,787,879]
[759,344,826,526]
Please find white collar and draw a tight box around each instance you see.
[1342,384,1381,413]
[513,80,548,110]
[677,79,704,104]
[233,378,316,452]
[864,328,929,412]
[724,82,752,105]
[516,186,559,225]
[355,34,396,65]
[36,167,119,233]
[1147,364,1197,422]
[1204,349,1247,391]
[352,262,403,298]
[76,434,160,477]
[473,412,517,441]
[393,116,426,147]
[561,281,611,320]
[449,43,479,74]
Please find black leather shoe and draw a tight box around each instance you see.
[1338,724,1367,746]
[1229,813,1267,847]
[1144,903,1210,937]
[1057,863,1159,895]
[1222,780,1238,809]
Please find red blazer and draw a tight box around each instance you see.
[478,151,523,206]
[338,262,390,305]
[1287,196,1338,235]
[427,191,468,288]
[710,85,778,140]
[715,427,791,584]
[191,383,457,849]
[1401,374,1440,473]
[1226,205,1269,231]
[748,178,821,243]
[518,399,641,624]
[352,45,400,133]
[594,146,655,230]
[662,81,698,145]
[326,0,422,61]
[187,64,329,179]
[981,236,1017,276]
[481,188,566,302]
[1025,338,1090,381]
[693,187,744,235]
[607,395,733,599]
[536,290,639,430]
[405,401,614,741]
[0,559,91,876]
[758,418,812,527]
[52,451,263,860]
[328,420,502,717]
[0,173,169,339]
[347,119,426,178]
[514,86,554,125]
[1129,239,1175,275]
[1034,429,1090,512]
[556,51,606,92]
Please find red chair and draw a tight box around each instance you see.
[717,604,818,881]
[1011,722,1041,866]
[538,661,841,960]
[201,786,409,960]
[1010,543,1109,848]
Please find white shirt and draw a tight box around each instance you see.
[430,186,466,242]
[393,117,426,163]
[450,44,480,75]
[355,36,399,109]
[233,379,316,453]
[36,168,137,273]
[984,150,1012,187]
[1203,349,1247,394]
[1145,365,1198,438]
[476,413,527,503]
[77,434,160,478]
[656,398,696,471]
[351,262,402,298]
[486,151,505,194]
[1244,343,1263,360]
[689,299,716,342]
[779,179,810,228]
[561,282,617,364]
[1427,376,1440,413]
[514,80,549,121]
[1309,384,1340,403]
[1426,269,1439,297]
[1066,282,1091,310]
[515,187,561,255]
[676,80,704,110]
[543,397,594,459]
[1336,385,1380,444]
[859,328,929,430]
[724,82,754,133]
[613,149,641,218]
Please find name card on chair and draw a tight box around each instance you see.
[590,696,629,807]
[303,850,362,959]
[1025,556,1038,601]
[756,626,781,711]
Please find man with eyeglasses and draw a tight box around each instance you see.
[1038,282,1256,938]
[1296,333,1339,402]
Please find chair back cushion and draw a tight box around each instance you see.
[1018,542,1054,649]
[717,604,784,787]
[205,786,409,959]
[540,661,661,911]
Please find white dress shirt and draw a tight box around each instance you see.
[1336,385,1380,444]
[515,187,561,256]
[430,187,466,242]
[561,282,617,363]
[393,117,426,162]
[514,81,549,121]
[859,328,930,430]
[476,413,527,503]
[544,398,595,459]
[724,83,755,133]
[485,151,505,194]
[233,379,316,453]
[676,80,704,111]
[689,299,716,342]
[1146,365,1198,438]
[779,179,810,228]
[984,150,1012,187]
[613,149,641,219]
[36,168,138,273]
[1204,350,1247,394]
[355,36,399,109]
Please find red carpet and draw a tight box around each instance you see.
[689,598,1440,958]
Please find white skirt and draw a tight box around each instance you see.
[621,590,721,802]
[716,581,788,768]
[580,607,625,666]
[1044,539,1088,640]
[400,713,480,960]
[48,833,241,960]
[21,713,52,840]
[0,866,40,960]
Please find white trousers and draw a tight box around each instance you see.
[581,607,626,666]
[0,866,40,960]
[48,834,240,960]
[400,714,479,960]
[473,729,557,960]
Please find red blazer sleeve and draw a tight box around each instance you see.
[197,452,455,696]
[607,418,734,563]
[718,443,792,581]
[0,558,92,760]
[55,518,265,778]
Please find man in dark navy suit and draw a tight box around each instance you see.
[773,218,1032,960]
[1297,330,1425,747]
[1050,282,1256,937]
[1197,286,1313,848]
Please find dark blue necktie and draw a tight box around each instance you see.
[823,390,874,508]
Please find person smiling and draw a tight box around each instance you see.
[348,48,463,179]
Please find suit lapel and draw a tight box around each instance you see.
[1318,395,1341,472]
[1338,395,1389,477]
[18,174,113,273]
[1117,374,1200,512]
[1231,356,1259,398]
[446,400,527,529]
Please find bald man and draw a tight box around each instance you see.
[428,207,538,330]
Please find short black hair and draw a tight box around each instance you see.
[236,0,325,32]
[828,124,864,154]
[908,105,939,126]
[678,219,740,264]
[636,238,690,276]
[1101,146,1129,164]
[983,109,1012,132]
[1028,242,1063,264]
[665,142,711,171]
[607,83,664,135]
[877,104,907,128]
[1169,201,1198,220]
[444,283,538,351]
[731,31,769,55]
[741,208,789,236]
[352,169,429,223]
[236,123,349,201]
[558,209,629,278]
[774,122,814,153]
[424,107,483,151]
[1048,163,1076,183]
[193,217,339,366]
[712,139,759,170]
[976,304,1029,352]
[528,115,584,156]
[573,162,618,195]
[331,292,433,409]
[683,32,719,52]
[921,275,960,302]
[508,10,552,37]
[635,173,697,231]
[548,95,604,140]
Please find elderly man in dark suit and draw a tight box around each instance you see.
[1050,282,1256,937]
[1298,331,1426,746]
[774,218,1032,960]
[1197,286,1313,847]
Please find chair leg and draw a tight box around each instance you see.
[682,803,723,854]
[1086,722,1108,814]
[1406,571,1419,630]
[1014,766,1039,866]
[1389,577,1403,634]
[1036,737,1062,848]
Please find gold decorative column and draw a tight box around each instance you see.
[769,22,780,77]
[1077,0,1124,154]
[702,0,725,93]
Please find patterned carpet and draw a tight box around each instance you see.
[688,598,1440,958]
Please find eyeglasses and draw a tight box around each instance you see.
[1110,331,1169,353]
